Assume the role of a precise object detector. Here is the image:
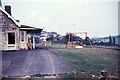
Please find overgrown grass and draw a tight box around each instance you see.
[55,48,118,71]
[47,44,119,78]
[47,43,67,49]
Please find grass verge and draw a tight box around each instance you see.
[47,44,119,78]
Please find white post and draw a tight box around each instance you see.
[33,34,35,49]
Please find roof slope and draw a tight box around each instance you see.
[20,25,43,33]
[20,25,43,30]
[0,7,21,27]
[0,6,43,30]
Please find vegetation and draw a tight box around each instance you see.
[47,44,119,78]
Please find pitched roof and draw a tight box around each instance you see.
[0,6,43,30]
[20,25,43,30]
[0,7,21,27]
[20,25,43,33]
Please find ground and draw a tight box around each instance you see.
[46,44,119,78]
[2,48,73,77]
[2,44,119,79]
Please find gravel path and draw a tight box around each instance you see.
[2,49,73,77]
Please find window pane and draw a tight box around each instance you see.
[21,31,24,37]
[21,31,24,42]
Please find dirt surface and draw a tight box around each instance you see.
[2,48,73,77]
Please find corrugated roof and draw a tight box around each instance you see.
[0,7,21,27]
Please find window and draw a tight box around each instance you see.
[21,31,25,42]
[8,33,15,44]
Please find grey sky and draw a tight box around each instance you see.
[1,0,119,37]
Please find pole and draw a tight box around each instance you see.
[33,34,35,49]
[67,33,71,48]
[71,33,74,47]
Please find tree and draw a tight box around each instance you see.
[84,36,92,45]
[113,37,115,45]
[109,35,112,45]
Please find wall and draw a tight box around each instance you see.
[20,30,28,50]
[0,10,20,50]
[0,10,2,50]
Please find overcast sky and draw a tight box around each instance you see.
[1,0,119,37]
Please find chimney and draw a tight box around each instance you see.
[0,0,2,7]
[16,20,20,22]
[5,5,11,16]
